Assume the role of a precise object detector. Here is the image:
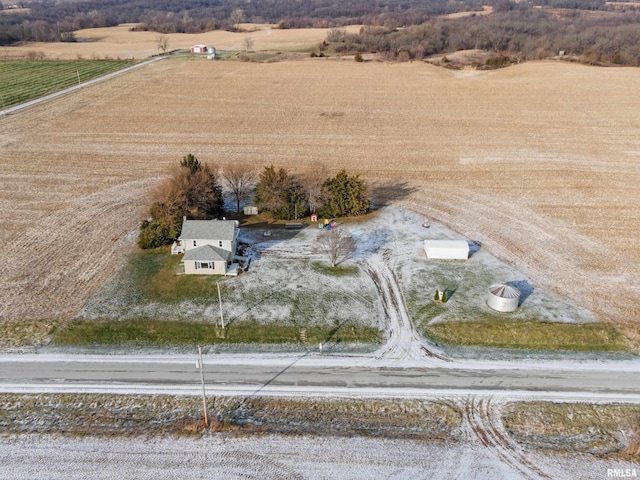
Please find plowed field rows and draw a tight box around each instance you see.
[1,58,638,345]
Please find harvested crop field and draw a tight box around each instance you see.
[3,23,361,60]
[0,394,638,479]
[0,57,639,346]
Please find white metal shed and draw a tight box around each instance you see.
[423,240,469,260]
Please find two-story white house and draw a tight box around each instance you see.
[172,218,240,275]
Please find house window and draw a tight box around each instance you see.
[193,240,197,247]
[196,262,213,269]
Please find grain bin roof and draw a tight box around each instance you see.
[489,284,521,299]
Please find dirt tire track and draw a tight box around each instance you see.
[461,396,554,480]
[363,251,448,363]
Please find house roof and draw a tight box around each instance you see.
[179,220,237,241]
[184,244,231,262]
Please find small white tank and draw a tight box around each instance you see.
[487,284,520,312]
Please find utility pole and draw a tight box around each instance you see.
[198,345,209,428]
[76,69,80,86]
[216,281,225,329]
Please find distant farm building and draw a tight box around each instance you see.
[244,205,258,215]
[487,284,521,312]
[190,44,208,53]
[423,240,469,260]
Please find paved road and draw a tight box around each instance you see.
[1,355,639,401]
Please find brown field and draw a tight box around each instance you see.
[440,5,493,19]
[1,23,361,60]
[606,1,640,6]
[0,7,30,15]
[1,55,639,346]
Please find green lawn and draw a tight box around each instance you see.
[51,318,380,347]
[0,59,136,108]
[128,248,221,304]
[425,319,629,352]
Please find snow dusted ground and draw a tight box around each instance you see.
[0,434,637,480]
[16,206,639,479]
[349,206,598,326]
[77,205,594,337]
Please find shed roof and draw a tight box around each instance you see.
[183,244,231,262]
[424,240,469,250]
[179,219,236,241]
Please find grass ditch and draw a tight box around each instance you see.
[503,402,640,460]
[311,261,359,276]
[0,393,462,441]
[51,318,380,347]
[0,319,63,348]
[3,392,639,459]
[425,319,629,352]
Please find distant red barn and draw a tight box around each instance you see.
[190,44,207,53]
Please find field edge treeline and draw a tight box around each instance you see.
[139,155,370,249]
[323,6,640,67]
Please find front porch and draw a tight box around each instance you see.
[171,241,185,255]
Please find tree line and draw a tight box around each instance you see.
[138,155,369,249]
[0,0,481,45]
[325,4,640,66]
[4,0,640,65]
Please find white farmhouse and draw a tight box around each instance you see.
[172,218,240,275]
[423,240,469,260]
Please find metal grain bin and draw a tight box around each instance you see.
[487,284,520,312]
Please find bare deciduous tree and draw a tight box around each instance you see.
[299,165,328,215]
[222,163,257,213]
[316,227,357,267]
[326,28,346,43]
[155,34,170,53]
[243,36,254,52]
[230,8,244,31]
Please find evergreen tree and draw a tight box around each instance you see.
[318,169,369,218]
[254,165,308,220]
[180,153,201,174]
